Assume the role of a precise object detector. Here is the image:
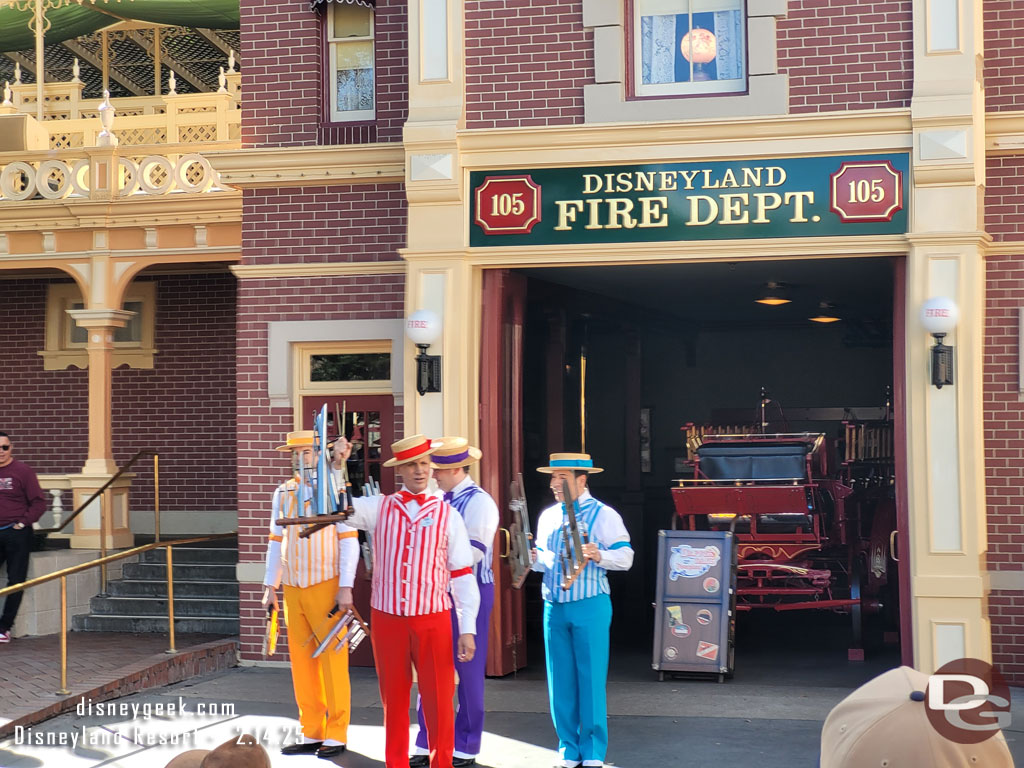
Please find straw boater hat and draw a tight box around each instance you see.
[536,452,603,474]
[431,436,483,470]
[275,430,315,452]
[819,666,1014,768]
[383,434,441,467]
[163,735,271,768]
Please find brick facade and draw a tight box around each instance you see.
[242,184,407,264]
[984,156,1024,682]
[984,0,1024,112]
[465,0,591,129]
[235,275,405,660]
[778,0,913,113]
[0,273,237,516]
[241,0,408,147]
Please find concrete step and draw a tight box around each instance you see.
[107,579,239,599]
[122,562,236,582]
[89,595,237,618]
[140,547,238,565]
[71,614,240,634]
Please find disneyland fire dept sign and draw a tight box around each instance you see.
[469,154,909,247]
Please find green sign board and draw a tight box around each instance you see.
[469,153,909,248]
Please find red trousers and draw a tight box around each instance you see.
[371,608,456,768]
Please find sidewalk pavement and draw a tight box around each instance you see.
[2,657,1023,768]
[0,632,236,740]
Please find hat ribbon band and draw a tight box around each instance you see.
[433,449,471,465]
[550,458,593,468]
[394,440,431,461]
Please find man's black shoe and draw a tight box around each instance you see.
[453,758,477,767]
[282,741,322,755]
[409,755,430,768]
[317,744,347,760]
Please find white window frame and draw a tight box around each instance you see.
[632,0,748,99]
[297,340,393,396]
[327,2,377,123]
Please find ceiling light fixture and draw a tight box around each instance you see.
[755,281,791,306]
[809,302,841,323]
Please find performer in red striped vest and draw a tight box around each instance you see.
[337,434,480,768]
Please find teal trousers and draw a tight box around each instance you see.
[543,593,612,766]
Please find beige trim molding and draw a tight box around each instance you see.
[400,234,911,268]
[206,144,406,188]
[987,240,1024,256]
[458,110,914,161]
[986,111,1024,155]
[230,262,407,279]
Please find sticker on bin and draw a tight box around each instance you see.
[672,623,691,638]
[665,646,678,660]
[703,576,720,593]
[696,641,719,661]
[696,609,713,626]
[669,544,722,579]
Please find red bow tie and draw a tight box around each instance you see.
[398,490,428,506]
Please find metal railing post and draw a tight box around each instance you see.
[154,453,160,543]
[58,576,70,695]
[99,489,109,596]
[166,545,176,654]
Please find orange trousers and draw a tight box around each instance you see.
[371,608,455,768]
[283,579,351,743]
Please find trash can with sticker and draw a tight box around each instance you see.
[653,529,736,682]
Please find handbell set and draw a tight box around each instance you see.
[505,473,533,589]
[310,605,371,659]
[559,476,589,591]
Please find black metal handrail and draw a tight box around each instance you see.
[36,448,156,535]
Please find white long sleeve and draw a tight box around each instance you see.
[337,523,360,588]
[450,572,481,635]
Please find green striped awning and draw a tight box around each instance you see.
[0,0,239,53]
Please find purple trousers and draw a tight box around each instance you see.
[415,581,494,758]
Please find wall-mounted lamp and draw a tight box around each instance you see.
[406,309,442,396]
[921,296,959,389]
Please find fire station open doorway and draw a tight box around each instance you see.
[480,256,909,682]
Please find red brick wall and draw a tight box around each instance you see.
[241,0,408,146]
[778,0,913,113]
[465,0,592,129]
[0,274,236,516]
[235,276,405,660]
[985,156,1024,683]
[243,184,407,264]
[985,0,1024,112]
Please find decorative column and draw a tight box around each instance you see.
[402,0,470,437]
[906,0,990,671]
[65,309,135,549]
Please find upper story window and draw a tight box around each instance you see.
[327,1,376,122]
[632,0,747,98]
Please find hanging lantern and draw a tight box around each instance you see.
[680,28,717,65]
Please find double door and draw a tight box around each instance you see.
[300,394,395,666]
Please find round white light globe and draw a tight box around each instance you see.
[920,296,960,335]
[406,309,442,346]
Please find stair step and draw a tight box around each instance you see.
[140,548,238,565]
[107,580,239,598]
[90,596,238,618]
[122,562,236,581]
[72,615,239,634]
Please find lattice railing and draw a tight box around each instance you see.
[0,148,236,201]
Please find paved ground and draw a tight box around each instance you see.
[0,632,236,739]
[2,648,1023,768]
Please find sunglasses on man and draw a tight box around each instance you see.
[0,445,10,451]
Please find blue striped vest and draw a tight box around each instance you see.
[542,496,607,603]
